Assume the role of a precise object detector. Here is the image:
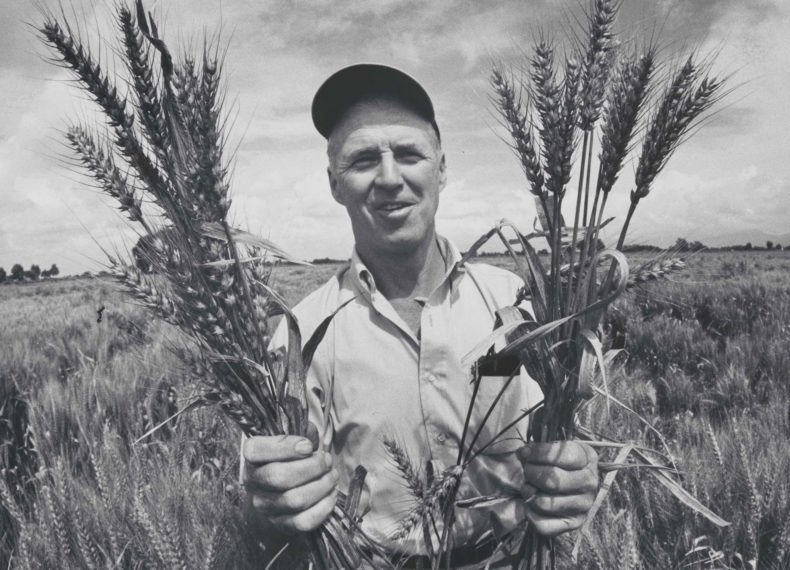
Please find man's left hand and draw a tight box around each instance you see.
[517,441,598,537]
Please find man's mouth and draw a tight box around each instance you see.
[376,201,413,212]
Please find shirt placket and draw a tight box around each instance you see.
[418,280,463,469]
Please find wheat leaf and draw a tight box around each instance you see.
[302,296,357,371]
[133,396,213,444]
[632,448,731,528]
[579,329,606,409]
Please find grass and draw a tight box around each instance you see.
[1,250,788,568]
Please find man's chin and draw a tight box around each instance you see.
[378,232,434,255]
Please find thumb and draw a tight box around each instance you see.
[243,434,315,465]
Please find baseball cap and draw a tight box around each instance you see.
[311,63,440,141]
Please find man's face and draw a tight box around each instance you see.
[327,99,446,258]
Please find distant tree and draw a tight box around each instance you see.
[10,264,24,282]
[0,267,5,284]
[777,244,783,251]
[49,264,59,277]
[41,269,51,278]
[745,242,752,250]
[766,240,774,250]
[674,237,690,252]
[689,240,706,252]
[29,264,41,281]
[621,244,662,253]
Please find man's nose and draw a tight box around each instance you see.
[374,153,403,190]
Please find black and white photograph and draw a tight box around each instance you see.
[0,0,788,568]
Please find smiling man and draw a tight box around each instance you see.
[242,64,598,568]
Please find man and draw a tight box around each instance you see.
[242,64,598,566]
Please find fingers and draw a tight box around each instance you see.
[522,484,594,518]
[518,441,596,471]
[522,461,598,495]
[518,442,598,537]
[269,488,338,533]
[524,505,587,537]
[243,434,316,465]
[244,450,333,492]
[251,468,339,516]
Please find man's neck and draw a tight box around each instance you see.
[356,234,446,302]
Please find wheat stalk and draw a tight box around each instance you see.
[491,68,546,201]
[397,0,731,567]
[627,257,685,288]
[383,438,424,500]
[389,465,461,542]
[40,3,385,567]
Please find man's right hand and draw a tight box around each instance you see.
[242,424,338,534]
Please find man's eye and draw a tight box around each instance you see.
[351,156,378,168]
[396,151,423,163]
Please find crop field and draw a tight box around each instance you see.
[1,250,789,569]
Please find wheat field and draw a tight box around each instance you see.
[1,250,789,569]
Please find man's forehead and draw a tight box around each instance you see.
[328,98,437,152]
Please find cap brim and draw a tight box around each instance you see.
[311,63,436,139]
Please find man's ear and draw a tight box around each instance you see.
[438,152,448,192]
[328,166,345,205]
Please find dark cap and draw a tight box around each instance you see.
[311,63,439,140]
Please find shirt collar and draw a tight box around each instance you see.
[349,234,465,298]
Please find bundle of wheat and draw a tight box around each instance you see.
[385,1,731,568]
[38,2,382,567]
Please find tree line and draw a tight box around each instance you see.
[0,264,59,284]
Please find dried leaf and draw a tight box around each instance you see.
[456,495,515,509]
[344,466,368,520]
[200,222,309,265]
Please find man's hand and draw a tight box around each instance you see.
[242,424,338,535]
[517,441,598,537]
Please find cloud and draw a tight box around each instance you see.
[0,0,788,274]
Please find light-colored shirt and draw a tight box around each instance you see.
[274,236,541,553]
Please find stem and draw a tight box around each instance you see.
[600,198,638,298]
[465,399,545,464]
[572,138,596,314]
[456,363,483,465]
[462,371,518,464]
[592,192,609,254]
[540,196,554,241]
[571,156,605,315]
[581,137,594,225]
[433,481,461,570]
[550,191,563,320]
[617,199,639,251]
[566,132,589,315]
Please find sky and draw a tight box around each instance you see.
[0,0,788,275]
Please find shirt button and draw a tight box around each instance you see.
[437,433,446,443]
[424,373,435,383]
